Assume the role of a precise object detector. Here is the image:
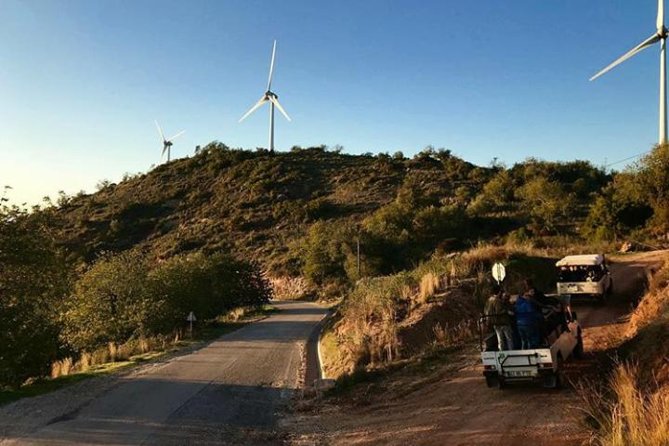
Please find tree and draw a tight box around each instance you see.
[516,177,575,233]
[582,175,653,241]
[300,221,352,285]
[636,144,669,234]
[468,170,514,215]
[0,205,70,388]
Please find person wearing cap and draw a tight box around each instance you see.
[484,284,515,350]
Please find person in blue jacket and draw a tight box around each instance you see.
[514,288,543,349]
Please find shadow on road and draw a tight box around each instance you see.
[7,381,289,446]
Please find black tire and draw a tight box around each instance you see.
[554,355,565,389]
[573,330,584,359]
[543,355,564,389]
[497,376,506,390]
[485,374,499,388]
[543,372,558,389]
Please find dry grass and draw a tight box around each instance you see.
[418,272,439,304]
[50,357,73,379]
[581,363,669,446]
[432,320,476,347]
[628,259,669,335]
[50,334,177,379]
[270,276,310,300]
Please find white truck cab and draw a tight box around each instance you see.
[556,254,612,302]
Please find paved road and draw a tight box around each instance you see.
[3,301,328,446]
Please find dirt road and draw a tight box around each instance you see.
[287,251,666,446]
[0,301,328,446]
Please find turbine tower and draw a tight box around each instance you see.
[155,120,185,162]
[590,0,668,145]
[239,40,291,152]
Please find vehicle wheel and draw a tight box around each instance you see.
[542,372,558,389]
[485,374,499,388]
[497,376,506,390]
[554,371,564,389]
[544,356,564,389]
[573,331,584,359]
[554,355,565,389]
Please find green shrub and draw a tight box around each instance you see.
[0,206,70,388]
[63,251,154,351]
[64,250,272,352]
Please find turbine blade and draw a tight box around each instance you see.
[155,120,165,141]
[161,145,168,157]
[590,33,661,81]
[267,40,277,91]
[659,0,665,32]
[239,96,268,122]
[167,130,185,142]
[269,96,291,121]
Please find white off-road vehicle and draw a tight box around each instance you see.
[556,254,612,302]
[479,306,583,389]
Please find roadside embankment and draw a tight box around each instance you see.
[319,244,558,381]
[582,253,669,446]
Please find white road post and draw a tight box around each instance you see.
[187,311,197,338]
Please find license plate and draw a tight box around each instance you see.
[506,370,533,377]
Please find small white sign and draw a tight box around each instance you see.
[492,262,506,283]
[186,311,197,322]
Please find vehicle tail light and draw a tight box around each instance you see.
[484,365,496,370]
[539,363,553,368]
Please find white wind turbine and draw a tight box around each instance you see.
[239,40,291,152]
[155,120,185,162]
[590,0,668,145]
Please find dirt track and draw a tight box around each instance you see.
[287,251,666,446]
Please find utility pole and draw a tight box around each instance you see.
[356,235,361,278]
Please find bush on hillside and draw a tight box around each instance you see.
[636,144,669,234]
[516,177,576,234]
[583,170,654,241]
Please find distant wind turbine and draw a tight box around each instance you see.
[239,40,291,152]
[590,0,668,145]
[155,120,185,162]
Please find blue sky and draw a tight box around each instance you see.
[0,0,663,205]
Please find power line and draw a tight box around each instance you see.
[604,150,652,168]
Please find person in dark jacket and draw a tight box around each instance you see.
[524,278,566,335]
[484,285,515,350]
[514,290,543,349]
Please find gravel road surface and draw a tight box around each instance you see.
[0,301,328,446]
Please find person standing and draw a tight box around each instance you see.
[514,288,543,349]
[484,285,515,350]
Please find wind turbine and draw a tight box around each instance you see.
[155,120,185,162]
[590,0,668,145]
[239,40,291,152]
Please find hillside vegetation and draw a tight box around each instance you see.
[43,144,613,286]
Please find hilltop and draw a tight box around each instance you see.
[45,143,610,281]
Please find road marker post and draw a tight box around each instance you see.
[186,311,197,337]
